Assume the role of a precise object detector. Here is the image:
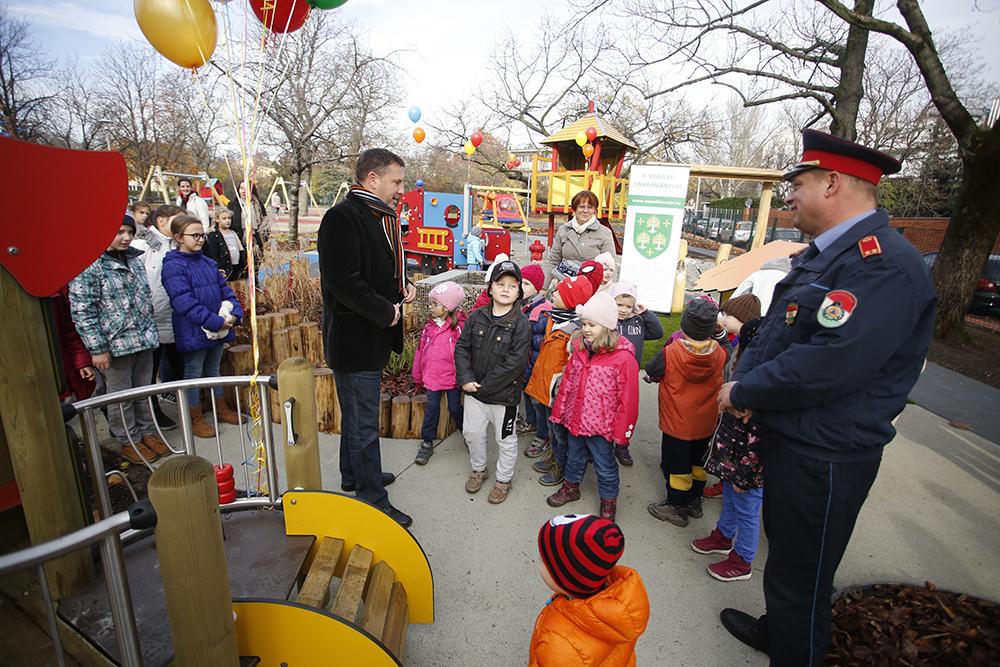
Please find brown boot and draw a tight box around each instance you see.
[214,399,241,425]
[190,406,216,438]
[546,481,580,507]
[201,389,213,413]
[142,435,172,458]
[121,440,158,464]
[600,497,617,522]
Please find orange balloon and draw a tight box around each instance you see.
[413,127,426,143]
[134,0,217,69]
[582,143,594,158]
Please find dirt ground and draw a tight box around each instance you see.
[928,324,1000,388]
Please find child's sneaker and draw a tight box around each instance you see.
[414,441,434,465]
[691,528,733,555]
[539,462,564,486]
[488,481,511,504]
[515,417,535,435]
[465,469,489,494]
[524,436,549,458]
[703,481,724,498]
[614,445,633,466]
[647,499,688,526]
[708,551,752,582]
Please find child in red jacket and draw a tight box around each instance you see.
[530,514,649,666]
[545,293,639,522]
[411,281,466,465]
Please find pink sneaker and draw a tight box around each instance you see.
[703,481,724,498]
[691,528,733,555]
[708,551,752,582]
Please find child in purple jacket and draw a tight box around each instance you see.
[411,281,467,465]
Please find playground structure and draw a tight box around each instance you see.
[265,176,320,212]
[476,189,528,230]
[137,165,227,208]
[398,185,511,274]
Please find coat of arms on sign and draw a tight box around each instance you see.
[633,213,673,259]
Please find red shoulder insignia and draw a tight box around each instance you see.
[858,235,882,258]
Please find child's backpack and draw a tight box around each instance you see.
[703,412,764,490]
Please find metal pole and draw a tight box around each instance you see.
[82,409,114,520]
[37,564,67,667]
[99,533,143,666]
[258,382,279,503]
[175,389,196,455]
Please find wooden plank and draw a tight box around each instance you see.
[381,582,409,661]
[328,545,373,623]
[358,561,395,638]
[296,538,344,609]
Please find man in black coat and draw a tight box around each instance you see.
[318,148,415,527]
[717,130,936,665]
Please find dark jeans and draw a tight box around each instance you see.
[334,369,389,508]
[661,432,710,506]
[181,343,225,404]
[421,388,463,442]
[152,342,183,384]
[532,399,550,439]
[565,434,619,499]
[522,391,536,426]
[550,421,568,470]
[756,443,881,666]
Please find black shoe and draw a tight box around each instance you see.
[341,472,396,493]
[383,504,412,528]
[414,442,434,465]
[687,496,704,518]
[153,406,177,431]
[614,445,634,466]
[720,609,768,653]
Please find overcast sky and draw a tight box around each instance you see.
[8,0,999,144]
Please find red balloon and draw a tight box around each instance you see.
[506,161,514,170]
[585,126,598,142]
[249,0,311,33]
[470,131,484,148]
[513,158,521,167]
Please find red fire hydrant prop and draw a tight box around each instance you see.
[215,463,236,504]
[529,239,546,261]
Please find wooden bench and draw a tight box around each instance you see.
[295,537,409,661]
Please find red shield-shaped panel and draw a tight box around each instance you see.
[0,137,127,296]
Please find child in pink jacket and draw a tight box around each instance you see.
[412,281,467,465]
[545,293,639,522]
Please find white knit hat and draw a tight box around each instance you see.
[594,251,616,273]
[575,292,619,330]
[610,280,637,300]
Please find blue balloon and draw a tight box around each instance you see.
[415,178,425,188]
[408,106,422,123]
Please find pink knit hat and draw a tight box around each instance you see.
[576,292,618,330]
[610,280,637,300]
[428,281,465,312]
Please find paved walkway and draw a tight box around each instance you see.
[910,361,1000,446]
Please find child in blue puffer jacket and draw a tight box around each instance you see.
[161,215,244,438]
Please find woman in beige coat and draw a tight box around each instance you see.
[541,190,617,285]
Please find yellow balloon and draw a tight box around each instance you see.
[135,0,218,69]
[464,141,476,156]
[575,131,587,147]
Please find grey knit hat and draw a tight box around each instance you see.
[681,297,719,341]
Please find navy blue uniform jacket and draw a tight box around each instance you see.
[731,210,935,462]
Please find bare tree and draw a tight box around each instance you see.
[44,62,107,150]
[0,9,55,140]
[816,0,1000,340]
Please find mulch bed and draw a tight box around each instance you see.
[827,582,1000,665]
[927,325,1000,389]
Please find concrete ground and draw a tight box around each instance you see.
[146,376,1000,666]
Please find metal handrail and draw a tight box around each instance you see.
[72,375,277,411]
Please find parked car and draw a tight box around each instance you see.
[693,219,708,237]
[733,221,752,247]
[708,218,722,239]
[923,252,1000,318]
[719,220,736,243]
[766,226,804,243]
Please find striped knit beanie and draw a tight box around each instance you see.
[538,514,625,597]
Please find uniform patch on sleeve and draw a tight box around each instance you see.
[858,235,882,258]
[818,290,857,328]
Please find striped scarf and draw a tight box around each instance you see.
[347,185,406,294]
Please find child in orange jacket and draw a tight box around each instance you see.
[529,514,649,666]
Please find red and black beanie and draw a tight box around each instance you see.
[538,514,625,597]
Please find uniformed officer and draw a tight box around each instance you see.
[717,129,937,666]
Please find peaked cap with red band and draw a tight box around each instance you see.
[0,137,127,296]
[784,128,902,185]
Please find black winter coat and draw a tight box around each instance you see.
[454,305,530,406]
[203,230,247,281]
[318,196,407,372]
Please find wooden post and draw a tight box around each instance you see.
[277,358,321,490]
[379,394,392,437]
[0,268,93,596]
[751,183,774,251]
[314,367,338,433]
[300,321,324,366]
[270,311,288,331]
[280,308,302,327]
[390,395,411,439]
[408,395,427,440]
[715,243,732,265]
[287,325,304,359]
[255,313,276,366]
[148,456,239,666]
[272,327,292,366]
[671,239,688,314]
